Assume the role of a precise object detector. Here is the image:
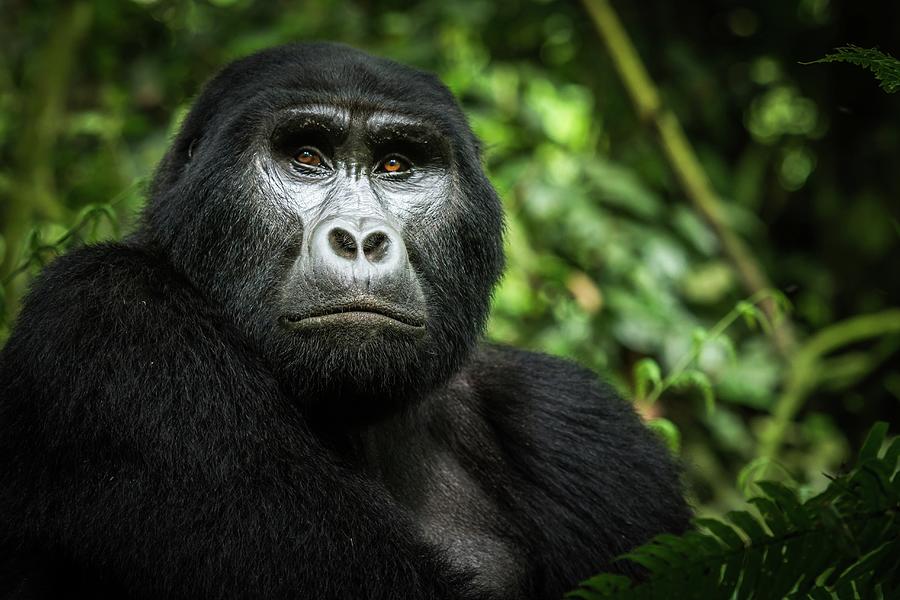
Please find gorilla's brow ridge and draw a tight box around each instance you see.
[278,105,350,134]
[274,105,445,151]
[365,112,444,144]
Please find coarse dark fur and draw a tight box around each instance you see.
[0,43,691,599]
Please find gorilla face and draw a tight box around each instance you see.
[140,43,505,416]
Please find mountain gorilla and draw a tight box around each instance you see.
[0,43,690,599]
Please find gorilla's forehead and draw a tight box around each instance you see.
[205,43,467,134]
[274,104,446,146]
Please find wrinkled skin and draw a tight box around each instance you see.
[0,43,691,600]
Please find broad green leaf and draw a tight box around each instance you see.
[859,421,889,462]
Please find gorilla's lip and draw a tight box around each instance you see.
[279,301,426,332]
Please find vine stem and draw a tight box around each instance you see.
[579,0,797,357]
[648,290,781,404]
[759,309,900,460]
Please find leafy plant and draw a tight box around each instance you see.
[0,202,122,344]
[634,290,789,408]
[807,46,900,93]
[568,422,900,599]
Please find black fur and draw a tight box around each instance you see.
[0,43,690,599]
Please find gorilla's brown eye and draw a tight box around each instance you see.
[379,155,410,174]
[294,147,323,167]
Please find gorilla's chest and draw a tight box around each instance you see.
[362,431,525,595]
[410,451,524,594]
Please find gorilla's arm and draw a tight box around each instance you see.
[0,246,480,600]
[461,346,692,597]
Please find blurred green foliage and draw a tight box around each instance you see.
[1,0,898,519]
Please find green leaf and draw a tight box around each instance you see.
[735,300,774,334]
[671,370,715,415]
[883,436,900,472]
[769,538,805,598]
[748,497,789,537]
[584,159,665,220]
[620,549,669,573]
[859,421,889,462]
[690,327,708,355]
[564,590,605,600]
[737,546,764,599]
[793,532,835,595]
[834,540,897,589]
[695,518,744,549]
[808,45,900,93]
[735,300,758,328]
[74,203,120,238]
[633,357,662,401]
[853,462,896,508]
[756,481,811,529]
[727,510,768,543]
[737,456,769,496]
[806,586,832,600]
[647,418,681,454]
[565,424,900,599]
[570,573,632,597]
[719,554,743,594]
[679,530,725,556]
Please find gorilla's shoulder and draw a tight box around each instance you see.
[464,343,688,512]
[467,343,627,416]
[457,345,691,577]
[22,243,199,318]
[6,243,208,363]
[27,243,178,297]
[460,344,668,465]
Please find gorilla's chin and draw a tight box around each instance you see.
[271,331,440,420]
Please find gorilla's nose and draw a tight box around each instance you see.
[309,217,407,277]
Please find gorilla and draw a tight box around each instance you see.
[0,43,690,599]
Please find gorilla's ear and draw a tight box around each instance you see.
[187,138,200,161]
[149,134,200,198]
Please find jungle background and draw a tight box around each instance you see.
[0,0,898,523]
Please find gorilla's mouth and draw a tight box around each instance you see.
[279,301,426,334]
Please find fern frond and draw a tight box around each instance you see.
[807,45,900,93]
[568,422,900,599]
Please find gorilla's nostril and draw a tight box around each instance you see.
[328,228,358,260]
[362,232,390,263]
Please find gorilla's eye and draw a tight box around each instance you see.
[377,155,411,174]
[294,147,324,168]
